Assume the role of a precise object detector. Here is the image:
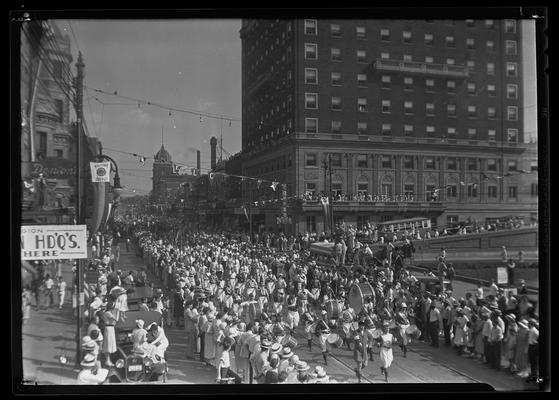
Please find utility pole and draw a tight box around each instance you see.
[73,51,85,368]
[328,154,334,238]
[322,157,329,234]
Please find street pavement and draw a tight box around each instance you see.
[19,241,539,389]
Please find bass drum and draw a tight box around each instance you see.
[326,300,343,320]
[248,302,262,322]
[348,282,375,315]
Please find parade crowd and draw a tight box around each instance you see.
[73,212,539,385]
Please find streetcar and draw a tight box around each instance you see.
[377,217,432,236]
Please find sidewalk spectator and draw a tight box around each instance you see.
[43,274,55,308]
[515,318,530,377]
[57,276,67,309]
[489,315,504,371]
[22,286,32,325]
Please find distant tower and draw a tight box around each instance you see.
[210,136,217,171]
[152,137,173,201]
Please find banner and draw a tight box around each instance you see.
[21,225,88,260]
[90,162,111,183]
[497,267,508,285]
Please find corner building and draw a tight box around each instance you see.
[240,19,538,234]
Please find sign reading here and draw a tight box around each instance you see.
[21,225,88,260]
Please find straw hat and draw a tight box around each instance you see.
[80,353,97,368]
[135,319,145,329]
[296,361,310,372]
[271,342,282,354]
[280,346,294,359]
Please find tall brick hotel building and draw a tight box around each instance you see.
[239,19,538,234]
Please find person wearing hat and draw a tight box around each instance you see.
[284,295,300,336]
[503,313,519,373]
[441,298,453,347]
[278,346,294,375]
[514,318,530,377]
[427,301,441,348]
[395,302,411,357]
[453,308,469,355]
[376,320,396,382]
[314,310,332,365]
[352,321,368,383]
[312,365,330,384]
[131,319,148,354]
[526,318,539,382]
[101,303,118,367]
[488,314,504,370]
[252,337,271,384]
[339,299,357,351]
[295,361,312,383]
[264,353,281,384]
[77,353,109,384]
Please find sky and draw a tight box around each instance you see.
[56,19,242,195]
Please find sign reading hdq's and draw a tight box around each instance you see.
[21,225,88,260]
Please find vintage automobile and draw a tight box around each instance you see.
[121,285,154,311]
[106,310,168,383]
[411,275,450,296]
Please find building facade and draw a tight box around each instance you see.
[239,19,538,235]
[151,144,197,207]
[20,20,99,224]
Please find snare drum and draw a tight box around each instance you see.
[280,335,298,349]
[326,333,343,348]
[326,300,343,320]
[350,321,359,331]
[405,324,419,335]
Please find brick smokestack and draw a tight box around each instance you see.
[210,136,217,171]
[197,150,201,173]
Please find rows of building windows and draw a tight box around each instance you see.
[303,19,517,39]
[304,68,520,99]
[303,118,520,141]
[303,95,518,120]
[304,152,536,173]
[304,43,519,76]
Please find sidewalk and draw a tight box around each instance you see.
[21,261,81,385]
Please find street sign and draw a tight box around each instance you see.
[21,225,88,260]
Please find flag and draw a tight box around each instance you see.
[271,181,279,191]
[90,162,111,183]
[139,156,146,166]
[174,165,181,174]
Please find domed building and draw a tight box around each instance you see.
[151,143,196,207]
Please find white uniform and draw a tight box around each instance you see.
[379,333,394,368]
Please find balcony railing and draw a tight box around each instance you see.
[373,59,470,78]
[294,131,535,151]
